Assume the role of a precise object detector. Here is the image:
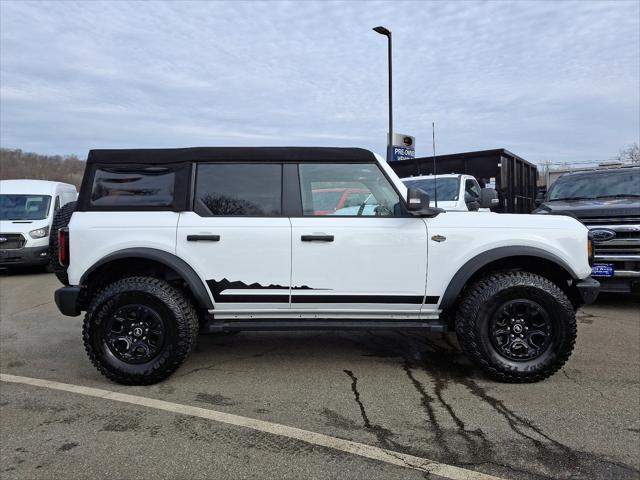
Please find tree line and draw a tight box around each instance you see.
[0,149,86,188]
[1,143,637,191]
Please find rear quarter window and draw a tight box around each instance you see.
[89,166,176,208]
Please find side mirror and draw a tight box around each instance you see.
[407,187,430,211]
[406,187,443,217]
[534,192,545,207]
[464,192,480,211]
[480,188,499,209]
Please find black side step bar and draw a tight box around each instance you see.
[201,319,448,333]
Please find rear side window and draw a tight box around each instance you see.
[90,167,176,208]
[194,164,282,216]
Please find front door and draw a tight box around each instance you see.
[290,162,430,316]
[176,163,291,312]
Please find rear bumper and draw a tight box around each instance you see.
[0,245,50,267]
[575,277,600,305]
[54,286,82,317]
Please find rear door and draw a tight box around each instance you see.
[289,162,430,315]
[176,163,291,311]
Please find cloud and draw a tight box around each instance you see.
[1,0,638,164]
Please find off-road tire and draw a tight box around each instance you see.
[83,276,199,385]
[49,201,76,285]
[455,271,576,383]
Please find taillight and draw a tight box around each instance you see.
[58,227,69,267]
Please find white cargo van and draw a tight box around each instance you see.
[0,180,77,269]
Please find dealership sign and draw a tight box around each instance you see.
[391,133,415,161]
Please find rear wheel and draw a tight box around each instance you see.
[49,201,76,285]
[83,276,199,385]
[455,271,576,383]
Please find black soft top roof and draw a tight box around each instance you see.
[87,147,377,164]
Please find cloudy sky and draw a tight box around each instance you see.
[1,1,638,165]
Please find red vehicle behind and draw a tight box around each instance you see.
[311,188,369,215]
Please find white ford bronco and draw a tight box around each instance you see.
[52,147,599,385]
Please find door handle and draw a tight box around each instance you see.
[187,235,220,242]
[301,235,334,242]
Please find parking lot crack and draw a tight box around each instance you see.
[343,369,371,429]
[343,369,399,452]
[401,361,454,456]
[3,301,52,318]
[562,369,606,399]
[460,377,581,464]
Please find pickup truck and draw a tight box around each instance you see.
[534,165,640,293]
[402,173,498,211]
[51,147,598,385]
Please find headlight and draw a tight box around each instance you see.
[29,226,49,239]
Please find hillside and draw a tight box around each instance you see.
[0,149,86,188]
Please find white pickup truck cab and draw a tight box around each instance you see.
[402,173,496,211]
[0,179,77,268]
[52,147,598,385]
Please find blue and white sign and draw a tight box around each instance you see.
[591,263,614,278]
[390,133,415,161]
[392,146,415,161]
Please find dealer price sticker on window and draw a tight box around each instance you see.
[591,264,614,277]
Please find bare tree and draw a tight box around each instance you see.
[615,142,640,164]
[0,149,86,187]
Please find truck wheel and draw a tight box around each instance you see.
[455,271,576,383]
[83,277,199,385]
[49,201,76,285]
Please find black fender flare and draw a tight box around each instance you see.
[80,248,214,309]
[439,246,580,310]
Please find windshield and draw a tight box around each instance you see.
[0,195,52,220]
[403,177,460,201]
[548,170,640,201]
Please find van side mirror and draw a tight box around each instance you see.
[407,187,442,217]
[480,188,499,209]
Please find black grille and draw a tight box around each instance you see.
[585,218,640,273]
[0,233,26,250]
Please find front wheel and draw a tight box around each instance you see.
[83,277,199,385]
[455,271,577,383]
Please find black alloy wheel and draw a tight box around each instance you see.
[104,304,166,364]
[489,299,552,361]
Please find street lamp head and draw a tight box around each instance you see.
[373,26,391,36]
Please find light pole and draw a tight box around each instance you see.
[373,26,392,161]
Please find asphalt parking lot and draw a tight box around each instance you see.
[1,271,639,480]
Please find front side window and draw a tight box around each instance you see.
[299,163,401,216]
[194,164,282,216]
[0,195,51,220]
[90,166,175,207]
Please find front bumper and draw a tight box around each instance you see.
[575,277,600,305]
[54,286,82,317]
[0,245,50,267]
